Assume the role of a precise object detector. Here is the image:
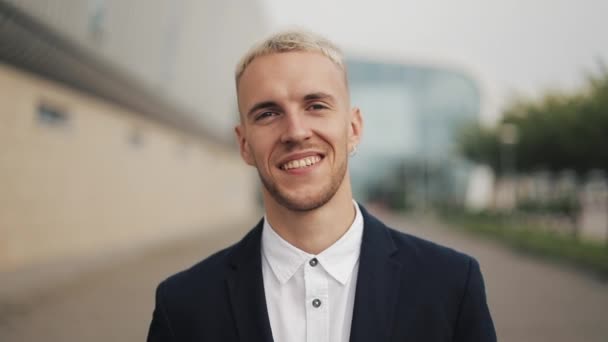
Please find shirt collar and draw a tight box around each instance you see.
[261,200,364,285]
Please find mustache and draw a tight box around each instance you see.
[281,142,324,153]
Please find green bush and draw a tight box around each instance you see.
[441,210,608,277]
[516,196,581,216]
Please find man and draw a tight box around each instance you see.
[147,31,496,342]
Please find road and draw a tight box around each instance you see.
[1,210,607,341]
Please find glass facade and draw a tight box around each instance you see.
[347,60,481,208]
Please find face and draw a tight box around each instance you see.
[235,51,362,212]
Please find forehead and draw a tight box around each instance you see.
[237,52,348,110]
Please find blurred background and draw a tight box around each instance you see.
[1,0,607,341]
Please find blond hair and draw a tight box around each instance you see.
[235,30,346,84]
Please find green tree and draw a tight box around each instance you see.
[459,67,608,176]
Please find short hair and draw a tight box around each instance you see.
[235,30,346,85]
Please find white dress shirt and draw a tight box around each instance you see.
[261,201,364,342]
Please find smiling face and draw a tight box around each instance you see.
[235,51,362,212]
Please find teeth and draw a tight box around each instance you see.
[282,156,322,170]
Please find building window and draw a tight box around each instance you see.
[37,103,70,128]
[88,0,106,43]
[128,127,144,148]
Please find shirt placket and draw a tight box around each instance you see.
[304,257,329,342]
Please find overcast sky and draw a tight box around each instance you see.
[262,0,608,124]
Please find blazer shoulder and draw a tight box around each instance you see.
[381,223,479,288]
[158,242,233,296]
[383,223,484,310]
[159,222,262,296]
[389,226,473,264]
[360,205,474,268]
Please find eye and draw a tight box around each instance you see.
[255,111,278,121]
[307,103,328,111]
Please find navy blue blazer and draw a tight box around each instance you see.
[147,206,496,341]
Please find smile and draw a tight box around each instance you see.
[281,155,322,170]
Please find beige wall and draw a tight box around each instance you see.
[0,64,258,272]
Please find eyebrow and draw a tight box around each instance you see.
[303,92,335,102]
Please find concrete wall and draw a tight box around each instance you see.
[7,0,271,138]
[0,63,258,272]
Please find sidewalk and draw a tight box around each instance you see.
[0,220,252,342]
[1,210,607,341]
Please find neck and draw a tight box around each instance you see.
[263,181,356,255]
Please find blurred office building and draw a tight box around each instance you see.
[347,60,480,209]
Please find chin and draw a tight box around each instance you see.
[277,196,330,212]
[271,186,336,212]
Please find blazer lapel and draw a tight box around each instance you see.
[349,207,403,342]
[226,221,274,342]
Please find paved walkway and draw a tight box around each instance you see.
[1,210,607,341]
[380,210,608,342]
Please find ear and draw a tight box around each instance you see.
[235,124,255,166]
[348,107,363,151]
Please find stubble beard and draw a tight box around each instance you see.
[257,154,348,212]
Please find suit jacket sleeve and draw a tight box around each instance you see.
[147,281,175,342]
[453,258,497,342]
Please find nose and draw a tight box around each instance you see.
[280,111,312,144]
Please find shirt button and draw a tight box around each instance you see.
[312,298,322,308]
[309,258,318,267]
